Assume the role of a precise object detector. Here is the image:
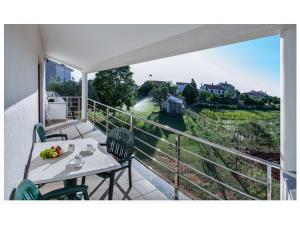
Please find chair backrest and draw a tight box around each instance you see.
[106,128,134,160]
[34,123,47,142]
[15,179,42,200]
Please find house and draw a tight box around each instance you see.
[176,82,189,93]
[45,59,73,89]
[199,83,226,95]
[199,81,237,97]
[244,90,269,100]
[151,80,166,86]
[165,95,183,115]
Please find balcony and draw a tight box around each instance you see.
[42,96,294,200]
[4,24,296,200]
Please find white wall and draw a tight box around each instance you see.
[4,25,45,199]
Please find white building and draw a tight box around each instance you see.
[199,83,226,95]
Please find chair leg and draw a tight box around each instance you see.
[108,171,115,200]
[81,176,86,185]
[128,160,132,188]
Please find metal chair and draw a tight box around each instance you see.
[14,179,89,200]
[34,123,68,142]
[81,128,134,200]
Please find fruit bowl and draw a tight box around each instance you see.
[39,145,63,159]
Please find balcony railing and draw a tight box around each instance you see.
[61,96,81,120]
[61,97,292,200]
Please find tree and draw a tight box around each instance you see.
[182,79,199,105]
[138,80,154,96]
[199,91,210,102]
[166,81,178,95]
[88,80,99,101]
[93,66,135,109]
[48,80,81,96]
[150,83,169,110]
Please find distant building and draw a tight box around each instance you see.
[199,83,226,95]
[46,59,73,89]
[199,81,237,97]
[243,90,269,100]
[150,80,166,86]
[165,95,183,115]
[176,82,189,93]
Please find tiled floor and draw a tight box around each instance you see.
[43,121,189,200]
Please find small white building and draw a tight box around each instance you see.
[199,83,226,95]
[165,95,183,115]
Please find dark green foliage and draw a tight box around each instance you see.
[93,66,136,109]
[138,80,155,96]
[150,83,169,110]
[182,79,199,105]
[48,80,81,96]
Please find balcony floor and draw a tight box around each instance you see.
[43,120,190,200]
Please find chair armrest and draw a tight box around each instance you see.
[46,133,68,140]
[42,185,89,200]
[118,155,135,164]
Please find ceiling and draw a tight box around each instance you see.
[39,24,287,73]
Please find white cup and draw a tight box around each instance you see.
[68,144,75,152]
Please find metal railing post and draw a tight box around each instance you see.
[267,166,272,200]
[174,133,180,200]
[93,100,96,130]
[78,97,81,119]
[130,113,133,132]
[106,107,109,135]
[66,97,69,118]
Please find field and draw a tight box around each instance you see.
[88,99,280,200]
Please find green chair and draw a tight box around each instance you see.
[34,123,68,142]
[14,179,89,200]
[81,128,134,200]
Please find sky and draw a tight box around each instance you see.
[72,35,280,97]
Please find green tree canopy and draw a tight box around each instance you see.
[150,82,169,110]
[138,80,155,96]
[93,66,136,109]
[182,79,199,105]
[48,80,81,96]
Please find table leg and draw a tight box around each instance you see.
[108,171,115,200]
[64,178,78,199]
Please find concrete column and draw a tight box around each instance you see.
[81,72,88,121]
[280,25,296,200]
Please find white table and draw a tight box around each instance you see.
[27,138,121,198]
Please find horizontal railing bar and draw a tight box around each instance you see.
[134,136,177,161]
[134,146,175,173]
[61,96,81,98]
[93,118,108,129]
[179,160,259,200]
[94,108,107,116]
[178,174,223,200]
[132,125,176,147]
[107,120,118,128]
[94,100,132,116]
[110,115,131,126]
[179,146,266,185]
